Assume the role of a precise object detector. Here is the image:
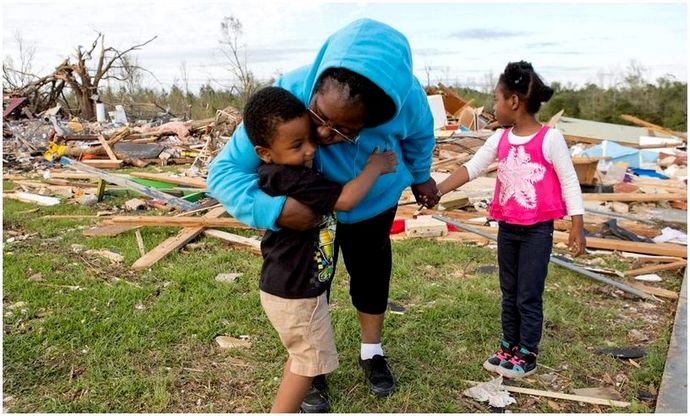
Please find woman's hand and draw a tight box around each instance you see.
[276,197,319,230]
[411,178,440,208]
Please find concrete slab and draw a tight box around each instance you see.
[655,270,687,413]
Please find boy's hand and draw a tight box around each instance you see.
[367,149,397,174]
[568,216,586,257]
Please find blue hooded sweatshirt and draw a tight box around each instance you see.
[207,18,434,230]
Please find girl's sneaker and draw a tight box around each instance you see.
[497,346,537,379]
[482,340,516,374]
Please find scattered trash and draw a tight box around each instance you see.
[462,376,516,408]
[387,302,406,315]
[634,274,663,282]
[84,249,124,263]
[215,273,242,283]
[215,335,251,349]
[595,347,646,359]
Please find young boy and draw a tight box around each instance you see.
[244,86,397,412]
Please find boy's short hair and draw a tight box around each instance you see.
[243,86,306,147]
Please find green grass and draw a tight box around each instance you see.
[2,186,681,412]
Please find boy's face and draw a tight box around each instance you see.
[255,113,316,168]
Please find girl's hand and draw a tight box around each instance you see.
[568,216,586,257]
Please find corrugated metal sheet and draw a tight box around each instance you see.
[556,116,674,145]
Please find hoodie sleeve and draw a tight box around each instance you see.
[206,123,287,231]
[398,81,435,184]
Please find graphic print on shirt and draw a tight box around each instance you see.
[314,213,337,283]
[497,145,546,209]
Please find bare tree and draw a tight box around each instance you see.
[219,16,256,106]
[3,31,37,89]
[53,32,157,120]
[423,61,433,88]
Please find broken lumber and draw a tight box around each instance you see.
[624,261,687,277]
[128,172,207,189]
[110,216,249,228]
[203,229,261,254]
[97,134,119,161]
[582,193,686,202]
[461,380,630,407]
[59,156,196,210]
[432,215,657,301]
[629,282,679,300]
[620,114,687,141]
[131,207,226,270]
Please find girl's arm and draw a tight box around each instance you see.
[546,129,586,256]
[436,130,501,196]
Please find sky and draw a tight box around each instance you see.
[2,0,688,93]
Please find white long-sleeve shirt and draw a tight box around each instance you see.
[464,128,585,217]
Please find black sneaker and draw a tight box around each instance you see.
[497,346,537,379]
[483,340,516,374]
[358,355,395,397]
[300,374,330,413]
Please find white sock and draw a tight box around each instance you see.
[360,343,384,360]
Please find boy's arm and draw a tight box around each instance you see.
[334,150,397,211]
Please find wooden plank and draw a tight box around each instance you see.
[546,109,565,127]
[97,134,119,161]
[131,207,226,270]
[620,114,687,141]
[110,216,250,229]
[203,229,261,254]
[128,172,207,189]
[624,261,687,277]
[422,218,687,258]
[135,230,146,257]
[80,159,123,169]
[553,231,687,258]
[84,224,140,237]
[504,385,630,408]
[629,282,679,300]
[582,192,686,202]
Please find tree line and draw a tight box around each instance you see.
[451,72,687,131]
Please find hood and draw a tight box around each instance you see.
[301,18,414,117]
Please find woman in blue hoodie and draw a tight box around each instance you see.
[208,18,437,412]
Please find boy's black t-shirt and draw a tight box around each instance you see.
[258,164,343,299]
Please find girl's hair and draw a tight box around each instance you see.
[314,67,396,127]
[498,61,554,114]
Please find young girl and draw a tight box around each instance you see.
[437,61,586,379]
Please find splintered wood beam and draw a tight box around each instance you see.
[623,260,687,277]
[131,207,226,270]
[620,114,687,141]
[97,134,119,161]
[582,193,686,202]
[110,216,250,229]
[203,229,261,254]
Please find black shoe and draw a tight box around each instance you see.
[300,374,330,413]
[358,355,395,397]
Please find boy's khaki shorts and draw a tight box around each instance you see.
[260,290,339,377]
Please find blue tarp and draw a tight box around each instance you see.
[580,140,658,169]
